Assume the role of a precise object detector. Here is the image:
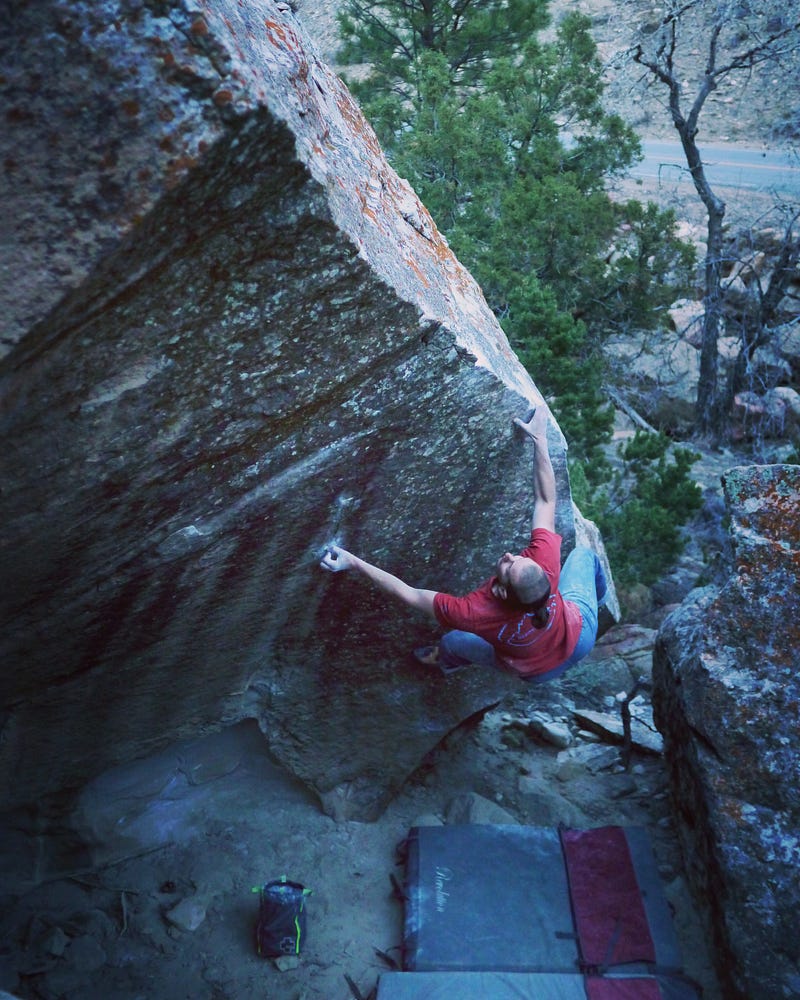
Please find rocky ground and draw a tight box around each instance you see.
[0,637,724,1000]
[576,0,798,148]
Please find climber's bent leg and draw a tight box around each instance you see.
[438,630,499,670]
[526,547,605,684]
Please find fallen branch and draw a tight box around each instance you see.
[344,972,377,1000]
[605,387,658,434]
[621,677,652,770]
[120,891,129,937]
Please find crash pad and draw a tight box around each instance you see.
[377,973,702,1000]
[402,825,682,975]
[402,823,577,972]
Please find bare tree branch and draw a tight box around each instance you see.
[711,21,800,79]
[631,0,800,436]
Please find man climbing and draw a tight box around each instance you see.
[319,408,607,684]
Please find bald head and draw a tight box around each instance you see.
[509,558,550,607]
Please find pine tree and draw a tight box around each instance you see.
[340,3,694,470]
[340,0,702,582]
[338,0,550,104]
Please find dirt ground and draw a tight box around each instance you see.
[1,674,723,1000]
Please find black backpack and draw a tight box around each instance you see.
[253,877,311,958]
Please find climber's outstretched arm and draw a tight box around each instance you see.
[513,408,556,532]
[320,545,437,618]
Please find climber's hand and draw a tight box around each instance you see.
[513,406,547,441]
[320,544,355,573]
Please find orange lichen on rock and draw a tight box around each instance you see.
[163,153,199,189]
[405,255,430,289]
[263,17,298,52]
[335,88,383,161]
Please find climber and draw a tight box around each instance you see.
[319,408,607,683]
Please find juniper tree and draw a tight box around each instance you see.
[339,0,695,473]
[339,0,704,591]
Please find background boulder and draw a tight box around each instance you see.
[653,463,800,1000]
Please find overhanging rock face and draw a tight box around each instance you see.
[0,0,616,851]
[653,464,800,1000]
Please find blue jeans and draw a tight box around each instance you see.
[439,547,607,684]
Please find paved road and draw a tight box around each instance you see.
[630,140,800,198]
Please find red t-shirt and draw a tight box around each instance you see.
[433,528,583,678]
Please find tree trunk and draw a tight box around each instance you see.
[696,202,726,436]
[633,9,800,440]
[420,0,436,50]
[670,106,727,438]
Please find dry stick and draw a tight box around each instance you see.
[67,874,140,895]
[43,842,173,892]
[620,676,650,770]
[120,890,129,937]
[605,386,659,434]
[344,973,366,1000]
[374,946,400,970]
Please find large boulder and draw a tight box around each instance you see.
[0,0,617,874]
[605,332,701,432]
[653,464,800,1000]
[774,321,800,379]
